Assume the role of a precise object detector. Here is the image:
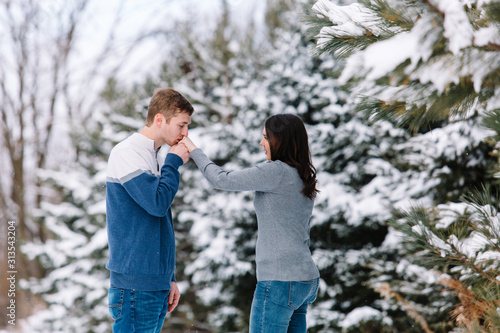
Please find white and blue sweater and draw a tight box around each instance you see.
[106,133,182,291]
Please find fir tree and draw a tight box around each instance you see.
[306,0,500,331]
[391,185,500,332]
[148,0,498,331]
[20,80,148,332]
[21,115,112,332]
[306,0,500,132]
[22,0,500,332]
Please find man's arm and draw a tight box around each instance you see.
[108,147,186,217]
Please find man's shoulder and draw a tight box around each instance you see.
[112,134,138,151]
[107,135,151,178]
[110,134,147,158]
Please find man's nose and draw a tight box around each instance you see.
[182,128,188,137]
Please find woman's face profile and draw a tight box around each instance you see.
[260,129,271,161]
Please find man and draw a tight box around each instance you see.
[105,88,193,332]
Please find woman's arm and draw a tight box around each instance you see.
[191,149,284,192]
[181,137,283,192]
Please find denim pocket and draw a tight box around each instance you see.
[306,279,319,305]
[288,279,318,310]
[108,287,124,320]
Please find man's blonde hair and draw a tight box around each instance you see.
[146,88,194,126]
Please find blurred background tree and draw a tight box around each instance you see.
[5,0,500,332]
[0,0,127,324]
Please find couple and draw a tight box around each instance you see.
[105,88,320,333]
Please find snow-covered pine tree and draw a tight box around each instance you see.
[306,0,500,331]
[20,80,146,333]
[21,121,111,332]
[148,1,353,330]
[139,0,497,331]
[155,2,270,329]
[152,0,427,331]
[307,0,500,131]
[391,185,500,332]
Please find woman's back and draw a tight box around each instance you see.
[183,113,320,332]
[190,149,319,282]
[253,160,318,282]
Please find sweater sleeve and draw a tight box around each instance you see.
[190,148,283,192]
[109,147,183,217]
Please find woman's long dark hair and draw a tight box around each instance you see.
[265,114,319,200]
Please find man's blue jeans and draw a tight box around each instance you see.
[249,278,319,333]
[108,285,170,333]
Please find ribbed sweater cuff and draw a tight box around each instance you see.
[165,153,183,169]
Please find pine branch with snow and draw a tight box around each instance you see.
[306,3,500,328]
[482,109,500,181]
[391,185,500,330]
[306,0,500,131]
[21,165,110,333]
[441,276,500,332]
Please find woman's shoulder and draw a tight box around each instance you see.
[261,159,285,168]
[261,160,297,175]
[268,159,295,167]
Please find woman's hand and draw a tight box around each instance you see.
[180,136,197,152]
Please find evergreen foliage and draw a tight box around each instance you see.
[21,119,112,332]
[391,185,500,331]
[306,0,500,331]
[306,0,500,132]
[21,0,500,332]
[20,81,147,332]
[157,0,496,331]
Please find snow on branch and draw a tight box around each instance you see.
[313,0,388,40]
[307,0,500,129]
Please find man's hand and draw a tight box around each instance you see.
[169,144,190,164]
[179,137,197,152]
[168,281,180,313]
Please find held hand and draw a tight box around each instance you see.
[167,281,180,313]
[169,144,190,164]
[180,137,197,152]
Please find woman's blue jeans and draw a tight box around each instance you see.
[108,285,170,333]
[249,278,319,333]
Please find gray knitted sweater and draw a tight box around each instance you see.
[190,148,320,282]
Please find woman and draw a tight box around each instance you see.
[181,114,320,333]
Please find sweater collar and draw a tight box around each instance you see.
[131,133,158,153]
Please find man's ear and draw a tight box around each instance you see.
[154,113,164,127]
